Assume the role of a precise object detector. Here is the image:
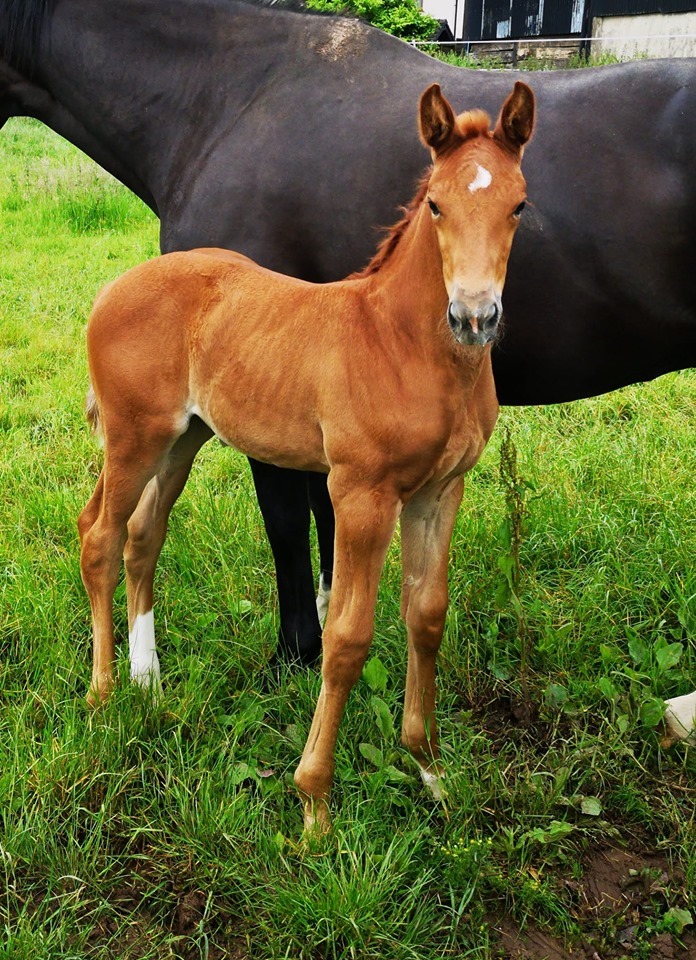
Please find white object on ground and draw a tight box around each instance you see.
[663,690,696,746]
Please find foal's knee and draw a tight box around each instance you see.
[321,622,374,688]
[124,496,169,576]
[405,586,448,654]
[124,516,153,568]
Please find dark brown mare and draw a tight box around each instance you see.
[2,3,695,741]
[79,83,534,827]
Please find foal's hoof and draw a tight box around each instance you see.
[418,762,447,802]
[86,677,113,709]
[302,797,332,836]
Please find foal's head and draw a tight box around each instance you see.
[419,81,535,346]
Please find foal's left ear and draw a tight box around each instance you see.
[493,81,535,156]
[419,83,459,156]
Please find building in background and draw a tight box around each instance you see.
[420,0,696,58]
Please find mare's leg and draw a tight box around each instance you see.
[249,459,322,665]
[124,418,213,691]
[400,476,464,799]
[663,691,696,746]
[308,472,334,627]
[79,429,178,706]
[294,475,401,830]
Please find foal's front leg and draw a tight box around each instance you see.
[400,475,464,799]
[294,476,401,831]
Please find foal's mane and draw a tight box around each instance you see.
[349,170,431,281]
[350,109,492,281]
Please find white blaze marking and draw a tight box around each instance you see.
[664,691,696,744]
[468,165,492,193]
[129,610,161,690]
[316,574,331,628]
[419,765,446,801]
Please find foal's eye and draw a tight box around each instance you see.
[513,200,527,219]
[428,199,441,218]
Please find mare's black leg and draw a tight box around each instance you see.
[248,458,322,665]
[308,472,334,591]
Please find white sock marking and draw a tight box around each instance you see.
[664,691,696,745]
[468,164,492,193]
[129,610,161,691]
[419,764,446,801]
[316,574,331,628]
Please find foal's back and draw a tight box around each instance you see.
[88,248,369,473]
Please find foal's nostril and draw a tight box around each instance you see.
[482,301,501,331]
[447,302,464,334]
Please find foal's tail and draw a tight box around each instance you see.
[86,384,103,442]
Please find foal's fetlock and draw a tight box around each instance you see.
[294,760,334,833]
[402,732,446,801]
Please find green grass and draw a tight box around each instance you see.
[1,118,694,959]
[430,48,627,71]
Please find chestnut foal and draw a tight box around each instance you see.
[79,82,535,829]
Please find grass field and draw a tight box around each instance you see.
[0,118,694,959]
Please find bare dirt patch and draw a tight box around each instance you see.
[467,695,695,959]
[492,845,695,959]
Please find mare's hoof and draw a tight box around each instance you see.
[266,640,322,675]
[662,692,696,747]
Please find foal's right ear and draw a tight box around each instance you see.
[419,84,458,156]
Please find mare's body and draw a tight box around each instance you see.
[2,1,695,666]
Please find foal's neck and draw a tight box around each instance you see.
[362,203,449,345]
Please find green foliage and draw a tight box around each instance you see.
[495,427,538,707]
[429,46,640,72]
[567,49,623,68]
[595,628,688,737]
[358,657,413,788]
[306,0,440,41]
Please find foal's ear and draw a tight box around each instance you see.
[419,83,459,156]
[493,81,535,155]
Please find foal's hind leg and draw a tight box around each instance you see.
[79,429,179,706]
[124,418,212,691]
[400,476,464,800]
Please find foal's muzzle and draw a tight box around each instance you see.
[447,298,502,346]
